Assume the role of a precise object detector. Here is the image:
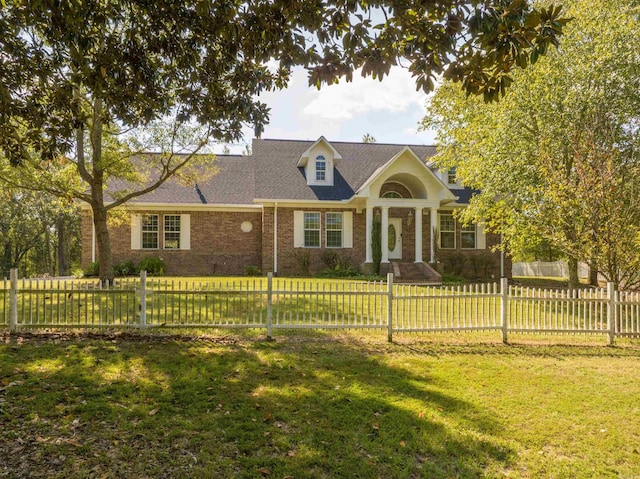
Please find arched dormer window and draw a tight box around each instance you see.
[315,155,326,182]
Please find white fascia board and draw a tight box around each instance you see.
[356,146,457,201]
[296,136,343,167]
[254,198,358,208]
[88,202,262,212]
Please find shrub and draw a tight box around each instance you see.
[244,265,262,276]
[84,262,99,277]
[443,252,466,276]
[320,250,340,269]
[138,256,165,276]
[316,257,360,278]
[294,251,311,276]
[442,272,465,284]
[114,260,138,277]
[372,218,382,275]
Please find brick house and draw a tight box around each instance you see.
[81,137,510,280]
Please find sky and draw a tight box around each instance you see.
[226,66,439,154]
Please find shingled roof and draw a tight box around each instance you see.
[113,138,475,205]
[252,139,437,201]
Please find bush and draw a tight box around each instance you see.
[320,250,340,269]
[138,256,165,276]
[294,251,311,276]
[84,262,99,277]
[244,265,262,276]
[442,272,465,284]
[114,260,138,277]
[443,252,466,276]
[316,257,360,278]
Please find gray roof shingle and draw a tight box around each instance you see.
[109,139,475,206]
[252,139,437,201]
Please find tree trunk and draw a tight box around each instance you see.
[588,260,599,287]
[567,256,579,289]
[57,215,69,276]
[92,204,114,283]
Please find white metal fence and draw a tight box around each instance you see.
[2,269,639,344]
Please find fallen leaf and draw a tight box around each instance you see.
[418,411,425,418]
[287,450,296,457]
[372,422,379,430]
[263,412,273,422]
[148,407,160,416]
[65,439,83,447]
[400,441,406,447]
[258,467,272,475]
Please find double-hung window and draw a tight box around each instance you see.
[325,212,343,248]
[461,223,476,249]
[315,155,326,182]
[142,214,159,249]
[447,167,457,185]
[439,213,456,249]
[164,215,181,249]
[304,212,321,248]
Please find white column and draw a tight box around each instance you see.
[381,206,390,263]
[430,207,438,263]
[414,207,423,263]
[365,206,373,263]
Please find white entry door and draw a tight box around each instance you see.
[388,218,402,260]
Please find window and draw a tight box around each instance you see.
[382,191,402,198]
[326,212,343,248]
[304,212,321,248]
[439,213,455,249]
[315,155,326,181]
[461,223,476,249]
[142,214,159,249]
[164,215,181,249]
[447,167,457,185]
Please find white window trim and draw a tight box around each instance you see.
[460,223,477,250]
[439,213,456,250]
[304,211,321,248]
[315,156,327,182]
[325,212,343,249]
[141,214,160,250]
[163,214,181,250]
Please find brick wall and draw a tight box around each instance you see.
[84,209,262,276]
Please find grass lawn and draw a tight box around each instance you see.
[1,333,639,478]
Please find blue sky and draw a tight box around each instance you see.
[227,66,438,153]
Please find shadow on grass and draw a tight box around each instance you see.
[1,332,513,479]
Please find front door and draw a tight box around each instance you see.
[388,218,402,260]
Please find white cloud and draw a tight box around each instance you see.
[303,68,428,121]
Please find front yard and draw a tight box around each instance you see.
[1,333,639,478]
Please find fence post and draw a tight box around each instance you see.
[266,272,273,340]
[607,282,615,346]
[9,268,18,332]
[387,273,394,343]
[501,277,508,344]
[139,270,147,328]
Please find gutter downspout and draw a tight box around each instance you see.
[273,202,278,275]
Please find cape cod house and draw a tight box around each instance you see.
[81,137,510,281]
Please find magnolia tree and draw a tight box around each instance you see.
[0,0,566,281]
[423,0,640,288]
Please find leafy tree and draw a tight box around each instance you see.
[0,0,566,281]
[423,0,640,288]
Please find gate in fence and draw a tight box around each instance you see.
[2,269,639,344]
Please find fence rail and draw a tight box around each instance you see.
[2,269,639,344]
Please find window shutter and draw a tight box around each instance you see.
[343,211,353,248]
[477,223,486,249]
[180,214,191,250]
[293,211,305,247]
[130,214,141,250]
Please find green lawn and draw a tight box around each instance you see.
[1,333,639,478]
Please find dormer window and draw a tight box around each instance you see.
[315,156,326,182]
[447,167,457,185]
